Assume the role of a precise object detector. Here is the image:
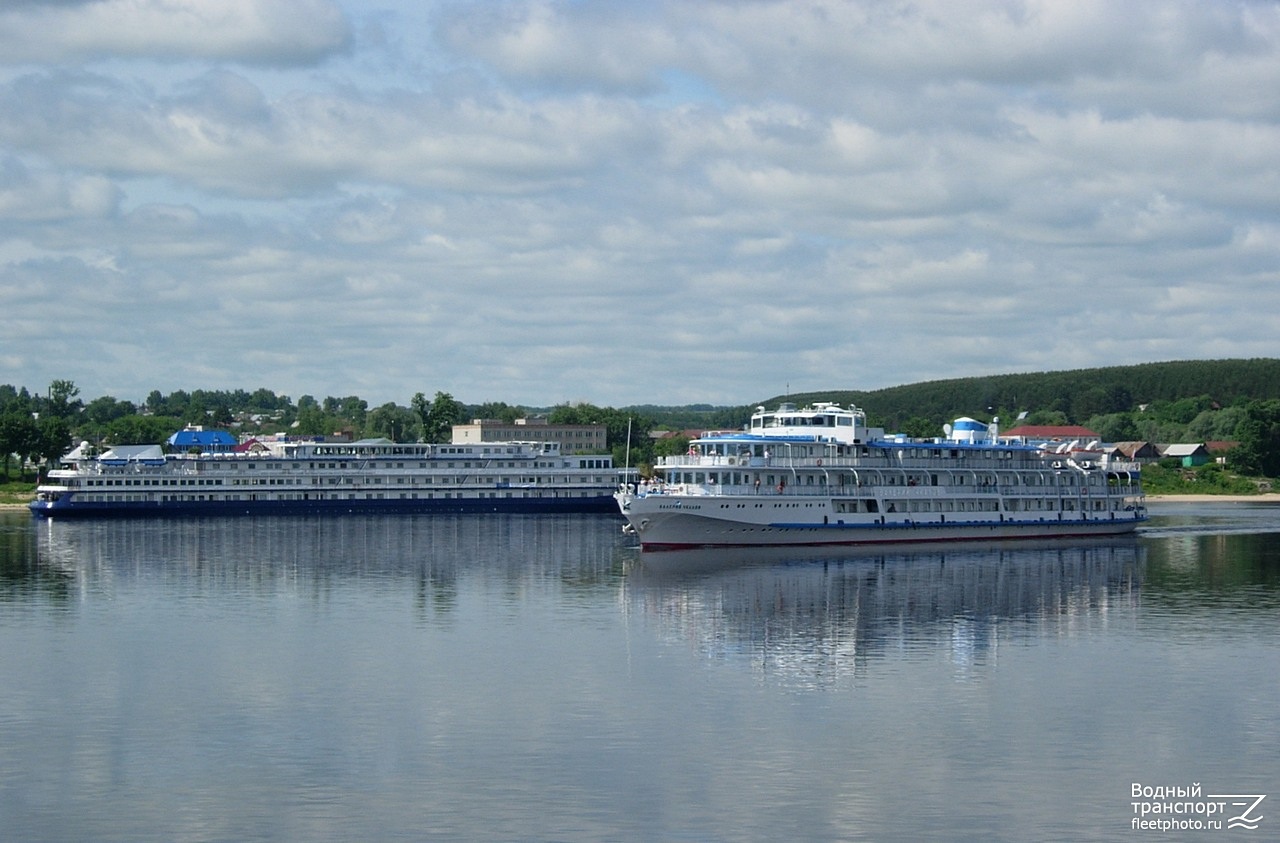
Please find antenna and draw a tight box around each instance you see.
[624,417,632,479]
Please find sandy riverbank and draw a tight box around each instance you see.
[1144,493,1280,503]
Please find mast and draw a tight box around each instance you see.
[624,417,632,481]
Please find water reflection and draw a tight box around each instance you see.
[13,514,626,623]
[2,508,1279,841]
[1138,531,1280,630]
[624,539,1146,685]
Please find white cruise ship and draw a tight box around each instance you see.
[30,435,628,518]
[615,401,1146,550]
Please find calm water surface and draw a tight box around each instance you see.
[1,502,1278,842]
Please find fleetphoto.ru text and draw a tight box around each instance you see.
[1131,783,1265,832]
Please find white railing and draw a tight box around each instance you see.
[638,480,1142,499]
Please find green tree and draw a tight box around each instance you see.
[207,402,234,427]
[1024,410,1069,426]
[652,434,691,458]
[294,395,330,436]
[1084,412,1141,443]
[326,396,367,428]
[410,392,430,431]
[901,416,940,439]
[184,393,209,425]
[1229,399,1280,477]
[167,390,191,417]
[367,403,422,442]
[249,388,285,412]
[84,396,136,425]
[105,415,183,446]
[548,402,655,463]
[0,412,40,479]
[0,385,33,415]
[1187,406,1245,442]
[472,401,523,423]
[1147,395,1214,426]
[45,379,82,419]
[35,416,72,475]
[422,392,465,443]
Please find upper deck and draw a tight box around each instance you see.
[662,402,1140,476]
[741,401,875,445]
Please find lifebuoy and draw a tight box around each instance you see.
[816,459,822,466]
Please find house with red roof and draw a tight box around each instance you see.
[1000,424,1101,444]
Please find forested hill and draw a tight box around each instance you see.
[766,358,1280,431]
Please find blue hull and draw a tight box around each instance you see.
[29,495,621,519]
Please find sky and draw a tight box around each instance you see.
[1,0,1278,409]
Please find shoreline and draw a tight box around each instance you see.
[1145,493,1280,503]
[6,493,1280,511]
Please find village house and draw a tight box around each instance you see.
[999,424,1102,445]
[1159,443,1212,467]
[1107,441,1161,462]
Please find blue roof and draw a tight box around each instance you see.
[168,429,238,449]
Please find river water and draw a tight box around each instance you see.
[1,502,1277,842]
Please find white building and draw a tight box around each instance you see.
[451,417,608,455]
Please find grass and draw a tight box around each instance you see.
[1140,462,1268,496]
[0,472,37,506]
[0,490,35,506]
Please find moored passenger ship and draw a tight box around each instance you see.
[615,401,1147,550]
[30,435,627,518]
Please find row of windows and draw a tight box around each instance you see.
[80,475,614,489]
[169,459,608,471]
[664,471,1115,489]
[830,498,1120,514]
[754,414,856,428]
[74,490,607,503]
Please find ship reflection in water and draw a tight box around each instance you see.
[623,538,1144,685]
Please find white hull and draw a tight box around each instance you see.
[618,400,1147,551]
[34,436,629,519]
[616,492,1145,549]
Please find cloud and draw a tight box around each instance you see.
[0,0,1278,409]
[0,69,652,199]
[0,0,352,65]
[0,156,121,223]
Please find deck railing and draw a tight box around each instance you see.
[638,480,1142,499]
[658,453,1142,473]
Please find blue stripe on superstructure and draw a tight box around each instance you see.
[696,432,1043,452]
[29,495,621,518]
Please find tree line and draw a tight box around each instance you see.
[778,358,1280,431]
[0,380,672,480]
[4,358,1280,481]
[776,358,1280,477]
